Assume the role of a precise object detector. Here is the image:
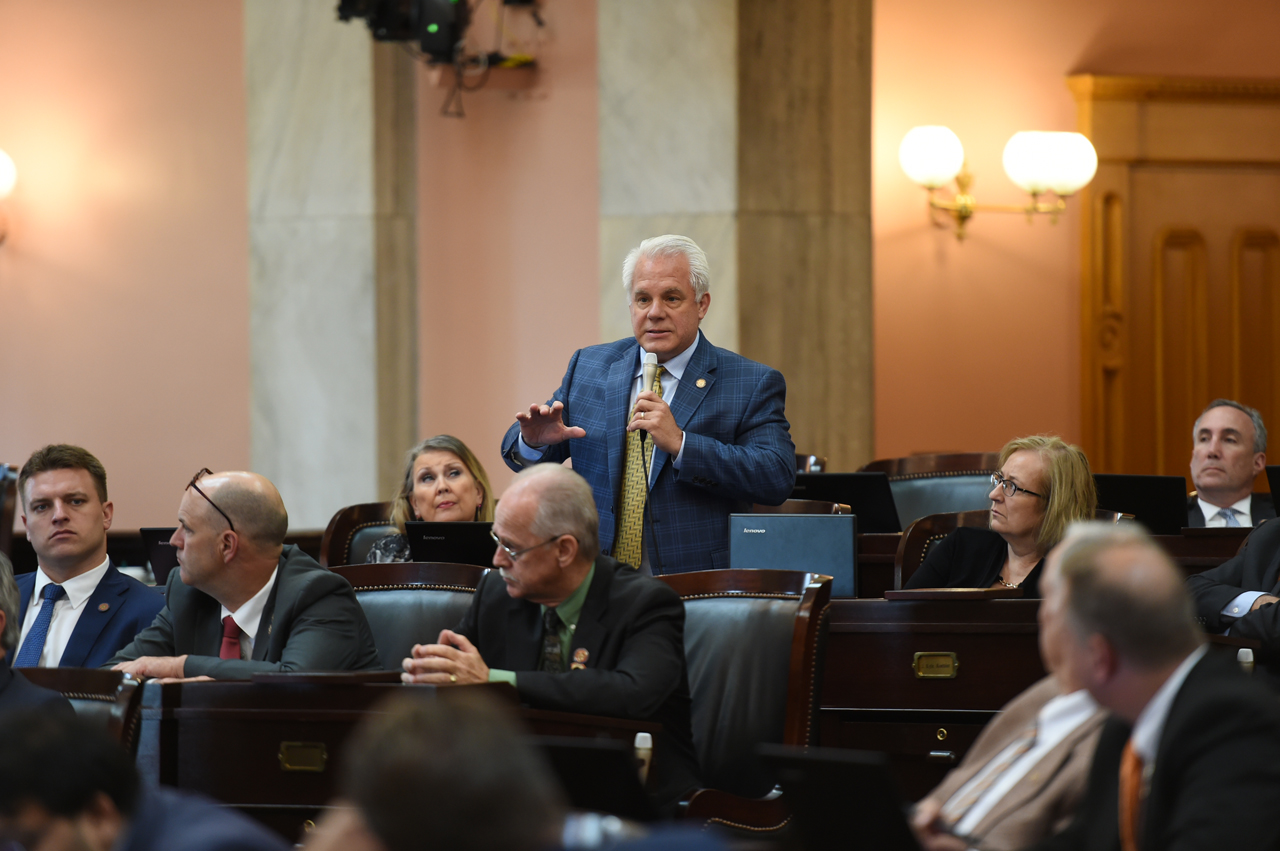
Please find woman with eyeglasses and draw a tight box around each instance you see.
[904,435,1096,597]
[367,435,497,564]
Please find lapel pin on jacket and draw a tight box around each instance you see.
[98,603,110,612]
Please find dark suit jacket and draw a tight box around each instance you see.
[120,786,289,851]
[1187,518,1280,678]
[904,527,1046,597]
[1186,493,1276,527]
[1030,652,1280,851]
[500,335,795,574]
[0,662,74,719]
[456,555,700,811]
[16,563,165,668]
[107,545,380,678]
[920,677,1105,851]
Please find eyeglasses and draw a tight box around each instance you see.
[187,468,236,532]
[990,472,1046,500]
[490,529,565,561]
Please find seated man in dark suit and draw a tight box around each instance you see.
[1186,399,1275,527]
[1030,523,1280,851]
[0,554,73,718]
[402,464,701,813]
[13,445,163,668]
[109,469,380,679]
[1188,516,1280,678]
[0,710,288,851]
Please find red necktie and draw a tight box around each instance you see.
[1119,739,1144,851]
[220,615,241,660]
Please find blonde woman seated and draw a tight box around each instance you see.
[367,435,496,564]
[903,435,1096,597]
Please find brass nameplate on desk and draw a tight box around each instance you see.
[278,741,328,772]
[913,652,959,679]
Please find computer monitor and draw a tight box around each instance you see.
[1093,473,1189,535]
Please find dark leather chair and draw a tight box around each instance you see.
[860,453,1001,529]
[895,508,1132,588]
[319,502,395,567]
[752,499,850,515]
[18,668,143,752]
[658,569,831,833]
[0,463,17,557]
[331,562,485,670]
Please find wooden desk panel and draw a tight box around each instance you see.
[857,533,900,598]
[1157,528,1249,574]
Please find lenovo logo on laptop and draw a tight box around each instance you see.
[743,528,767,533]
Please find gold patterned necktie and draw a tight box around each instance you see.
[615,365,664,568]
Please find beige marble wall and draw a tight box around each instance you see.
[246,1,384,528]
[598,0,738,349]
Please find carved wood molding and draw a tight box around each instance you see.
[1069,75,1280,103]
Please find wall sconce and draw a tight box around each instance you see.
[0,148,15,246]
[899,126,1097,241]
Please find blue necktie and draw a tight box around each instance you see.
[14,584,66,667]
[1219,508,1242,527]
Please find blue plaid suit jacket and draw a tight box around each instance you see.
[501,335,795,574]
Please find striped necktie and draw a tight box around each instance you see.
[14,584,66,667]
[614,365,664,569]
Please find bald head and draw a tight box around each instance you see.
[1056,523,1203,669]
[504,465,599,564]
[197,471,289,551]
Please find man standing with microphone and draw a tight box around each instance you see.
[501,234,795,575]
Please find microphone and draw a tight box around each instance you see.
[641,351,659,403]
[637,350,665,574]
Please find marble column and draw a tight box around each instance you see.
[597,0,739,349]
[245,1,417,528]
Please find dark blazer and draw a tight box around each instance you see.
[1187,518,1280,675]
[119,786,289,851]
[456,555,700,811]
[919,677,1105,850]
[1030,651,1280,851]
[107,545,380,678]
[1186,493,1276,527]
[500,335,796,575]
[0,662,74,719]
[904,527,1045,597]
[16,563,165,668]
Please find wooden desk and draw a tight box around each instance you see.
[135,678,660,842]
[857,533,901,598]
[818,598,1045,800]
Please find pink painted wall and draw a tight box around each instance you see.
[0,2,250,530]
[415,0,599,498]
[873,0,1280,460]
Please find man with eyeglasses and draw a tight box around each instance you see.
[108,470,380,679]
[12,444,164,669]
[401,464,701,814]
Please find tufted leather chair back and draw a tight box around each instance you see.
[320,502,396,567]
[659,570,831,799]
[332,562,485,670]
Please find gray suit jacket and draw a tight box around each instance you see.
[107,545,380,678]
[919,676,1105,851]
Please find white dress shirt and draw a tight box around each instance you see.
[1199,495,1253,528]
[219,568,278,661]
[17,557,111,667]
[1129,645,1208,765]
[517,332,701,483]
[949,689,1100,836]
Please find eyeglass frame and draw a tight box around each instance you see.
[187,468,236,533]
[489,529,569,561]
[990,471,1047,501]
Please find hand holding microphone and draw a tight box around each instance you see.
[628,350,683,454]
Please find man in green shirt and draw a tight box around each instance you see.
[402,464,700,813]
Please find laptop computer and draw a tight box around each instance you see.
[405,521,497,566]
[760,743,921,851]
[1093,474,1189,535]
[789,472,902,534]
[729,513,856,596]
[140,527,180,586]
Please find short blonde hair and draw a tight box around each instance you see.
[390,436,495,533]
[999,435,1096,551]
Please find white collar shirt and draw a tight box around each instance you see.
[1130,644,1208,766]
[1198,495,1254,527]
[18,557,111,667]
[219,568,278,661]
[951,688,1101,836]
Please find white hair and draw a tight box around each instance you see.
[621,234,711,301]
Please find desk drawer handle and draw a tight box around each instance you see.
[279,741,328,772]
[927,750,956,763]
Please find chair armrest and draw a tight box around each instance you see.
[679,787,790,832]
